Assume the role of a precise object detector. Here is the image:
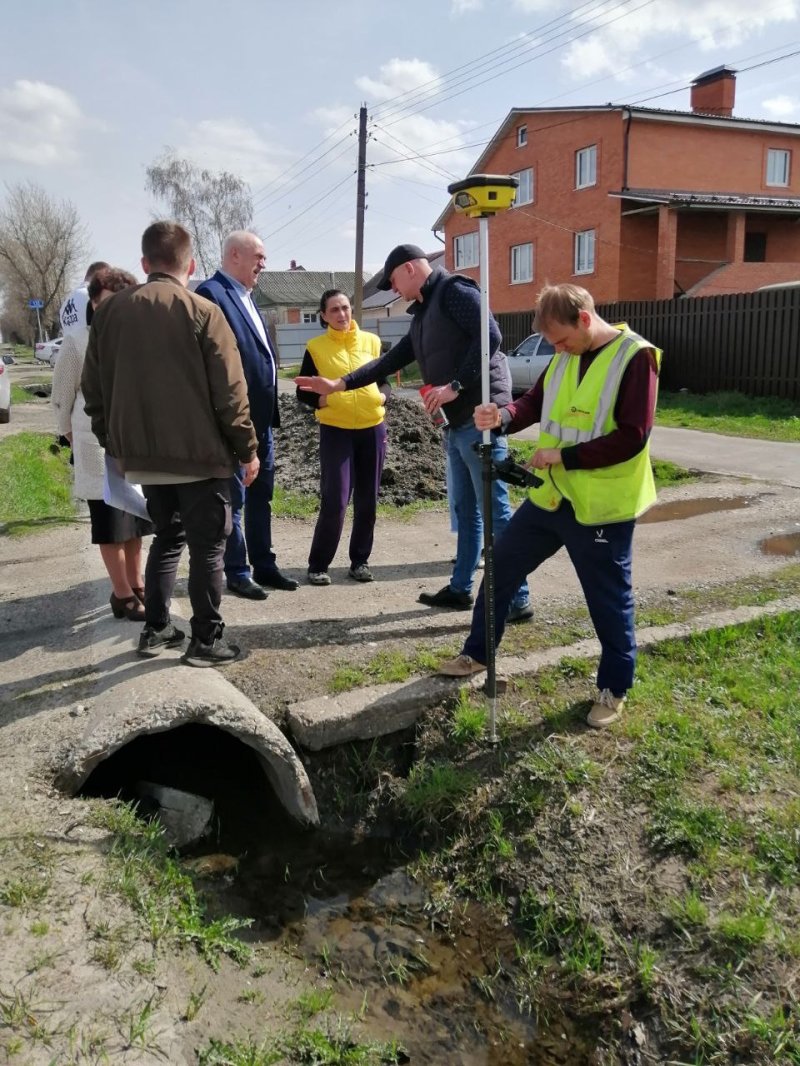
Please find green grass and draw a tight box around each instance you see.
[0,431,77,534]
[198,1017,405,1065]
[657,390,800,442]
[89,800,252,972]
[402,610,800,1062]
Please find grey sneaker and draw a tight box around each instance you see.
[348,563,374,582]
[307,570,331,586]
[137,623,185,657]
[506,601,534,624]
[437,654,487,677]
[182,632,241,668]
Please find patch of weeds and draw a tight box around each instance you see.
[401,762,476,824]
[450,690,486,743]
[119,993,163,1052]
[517,889,606,977]
[329,646,450,693]
[0,836,54,909]
[199,1015,406,1065]
[0,987,56,1050]
[183,984,208,1022]
[666,889,709,931]
[89,799,252,970]
[648,796,743,858]
[0,431,76,534]
[295,986,334,1020]
[29,920,49,937]
[753,803,800,884]
[238,987,265,1006]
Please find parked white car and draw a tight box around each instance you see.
[506,332,555,396]
[34,337,63,366]
[0,360,10,423]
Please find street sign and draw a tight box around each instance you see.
[28,299,44,309]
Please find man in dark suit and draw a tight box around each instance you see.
[196,231,299,598]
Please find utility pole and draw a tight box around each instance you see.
[353,104,368,326]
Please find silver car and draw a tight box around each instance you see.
[506,332,555,397]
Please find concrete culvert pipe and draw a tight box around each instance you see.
[54,664,319,831]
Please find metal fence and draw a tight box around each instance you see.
[498,288,800,400]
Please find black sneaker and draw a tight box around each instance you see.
[137,623,186,657]
[418,585,473,610]
[182,633,242,668]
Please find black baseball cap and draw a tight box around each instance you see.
[377,243,428,290]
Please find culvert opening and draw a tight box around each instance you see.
[77,722,294,851]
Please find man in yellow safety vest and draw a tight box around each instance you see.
[438,283,661,728]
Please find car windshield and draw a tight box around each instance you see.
[513,336,539,357]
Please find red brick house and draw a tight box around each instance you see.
[434,67,800,310]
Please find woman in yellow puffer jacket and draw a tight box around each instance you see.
[296,289,389,585]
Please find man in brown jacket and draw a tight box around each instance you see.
[82,221,259,666]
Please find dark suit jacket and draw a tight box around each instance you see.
[196,272,279,436]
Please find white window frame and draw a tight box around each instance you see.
[510,242,534,284]
[574,229,596,275]
[766,148,790,187]
[516,124,528,148]
[512,167,534,206]
[454,232,479,269]
[575,144,597,189]
[301,311,318,324]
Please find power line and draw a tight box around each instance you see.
[251,140,355,221]
[261,171,356,241]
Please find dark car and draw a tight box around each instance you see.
[506,332,555,397]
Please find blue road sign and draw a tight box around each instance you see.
[28,299,44,309]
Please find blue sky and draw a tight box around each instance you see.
[1,0,798,283]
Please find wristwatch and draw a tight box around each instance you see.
[449,379,462,393]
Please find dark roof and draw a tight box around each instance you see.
[612,188,800,212]
[362,249,445,310]
[255,270,368,307]
[433,103,800,230]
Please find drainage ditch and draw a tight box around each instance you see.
[78,725,596,1064]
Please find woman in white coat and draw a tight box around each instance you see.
[51,267,152,621]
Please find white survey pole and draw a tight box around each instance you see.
[446,174,518,745]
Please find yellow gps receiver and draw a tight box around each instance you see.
[447,174,518,218]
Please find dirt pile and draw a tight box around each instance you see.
[273,393,448,506]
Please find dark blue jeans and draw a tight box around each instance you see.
[308,422,387,572]
[225,429,275,582]
[463,498,637,695]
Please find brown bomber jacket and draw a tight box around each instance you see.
[82,273,257,478]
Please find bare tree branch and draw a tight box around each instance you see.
[145,150,254,278]
[0,181,89,341]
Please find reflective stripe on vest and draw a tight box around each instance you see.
[540,333,644,443]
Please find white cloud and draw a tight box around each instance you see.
[176,118,292,188]
[762,94,799,118]
[0,80,94,165]
[356,58,443,104]
[451,0,483,12]
[558,0,799,79]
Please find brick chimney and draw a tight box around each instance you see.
[690,66,737,117]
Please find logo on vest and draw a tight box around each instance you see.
[570,405,591,416]
[594,528,608,544]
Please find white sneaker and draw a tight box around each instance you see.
[587,688,625,728]
[307,570,331,586]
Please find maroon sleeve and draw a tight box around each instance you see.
[500,372,546,432]
[561,348,658,470]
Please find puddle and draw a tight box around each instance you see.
[640,495,756,523]
[83,726,598,1061]
[223,834,595,1065]
[760,531,800,557]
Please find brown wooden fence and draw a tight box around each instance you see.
[497,288,800,401]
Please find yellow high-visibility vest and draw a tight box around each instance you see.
[527,327,662,525]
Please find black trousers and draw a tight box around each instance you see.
[142,479,232,642]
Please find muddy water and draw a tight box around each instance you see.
[760,531,800,556]
[85,720,594,1060]
[225,835,593,1065]
[640,494,757,523]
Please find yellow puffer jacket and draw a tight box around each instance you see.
[307,322,385,430]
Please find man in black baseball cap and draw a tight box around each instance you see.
[376,244,428,291]
[295,238,532,620]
